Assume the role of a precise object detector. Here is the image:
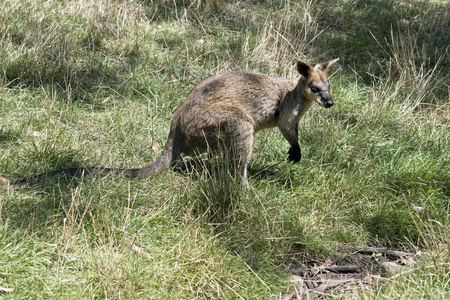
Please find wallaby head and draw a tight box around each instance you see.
[297,58,339,108]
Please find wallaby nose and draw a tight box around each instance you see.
[323,101,333,108]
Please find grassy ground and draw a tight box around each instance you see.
[0,0,449,298]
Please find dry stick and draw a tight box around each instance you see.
[318,273,364,281]
[0,287,13,293]
[352,246,413,258]
[294,283,303,300]
[315,279,360,293]
[311,289,338,298]
[303,280,316,290]
[324,266,362,274]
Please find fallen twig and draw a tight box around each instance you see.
[352,246,413,258]
[324,265,362,274]
[0,286,13,293]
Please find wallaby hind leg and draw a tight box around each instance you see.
[171,103,254,186]
[223,120,254,187]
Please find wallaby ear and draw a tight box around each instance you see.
[297,60,313,78]
[315,58,339,72]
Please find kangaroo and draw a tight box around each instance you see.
[2,58,338,189]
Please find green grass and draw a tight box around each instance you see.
[1,0,449,298]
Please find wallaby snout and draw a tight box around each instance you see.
[320,91,334,108]
[322,100,333,108]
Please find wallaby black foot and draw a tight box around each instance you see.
[288,145,301,163]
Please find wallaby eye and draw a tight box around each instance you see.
[310,86,320,94]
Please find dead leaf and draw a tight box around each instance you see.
[132,244,144,254]
[0,177,12,192]
[151,141,160,152]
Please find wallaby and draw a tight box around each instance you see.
[2,58,338,189]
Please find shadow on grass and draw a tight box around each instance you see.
[0,127,21,144]
[2,11,142,109]
[315,0,449,79]
[2,176,84,231]
[2,173,158,240]
[155,0,449,74]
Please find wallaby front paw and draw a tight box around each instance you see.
[288,146,301,163]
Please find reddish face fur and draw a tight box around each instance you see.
[297,59,338,108]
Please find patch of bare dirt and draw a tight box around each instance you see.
[283,246,418,299]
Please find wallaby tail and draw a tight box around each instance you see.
[12,167,120,186]
[127,140,175,178]
[2,140,176,189]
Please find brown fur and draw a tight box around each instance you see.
[7,59,338,188]
[135,58,339,185]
